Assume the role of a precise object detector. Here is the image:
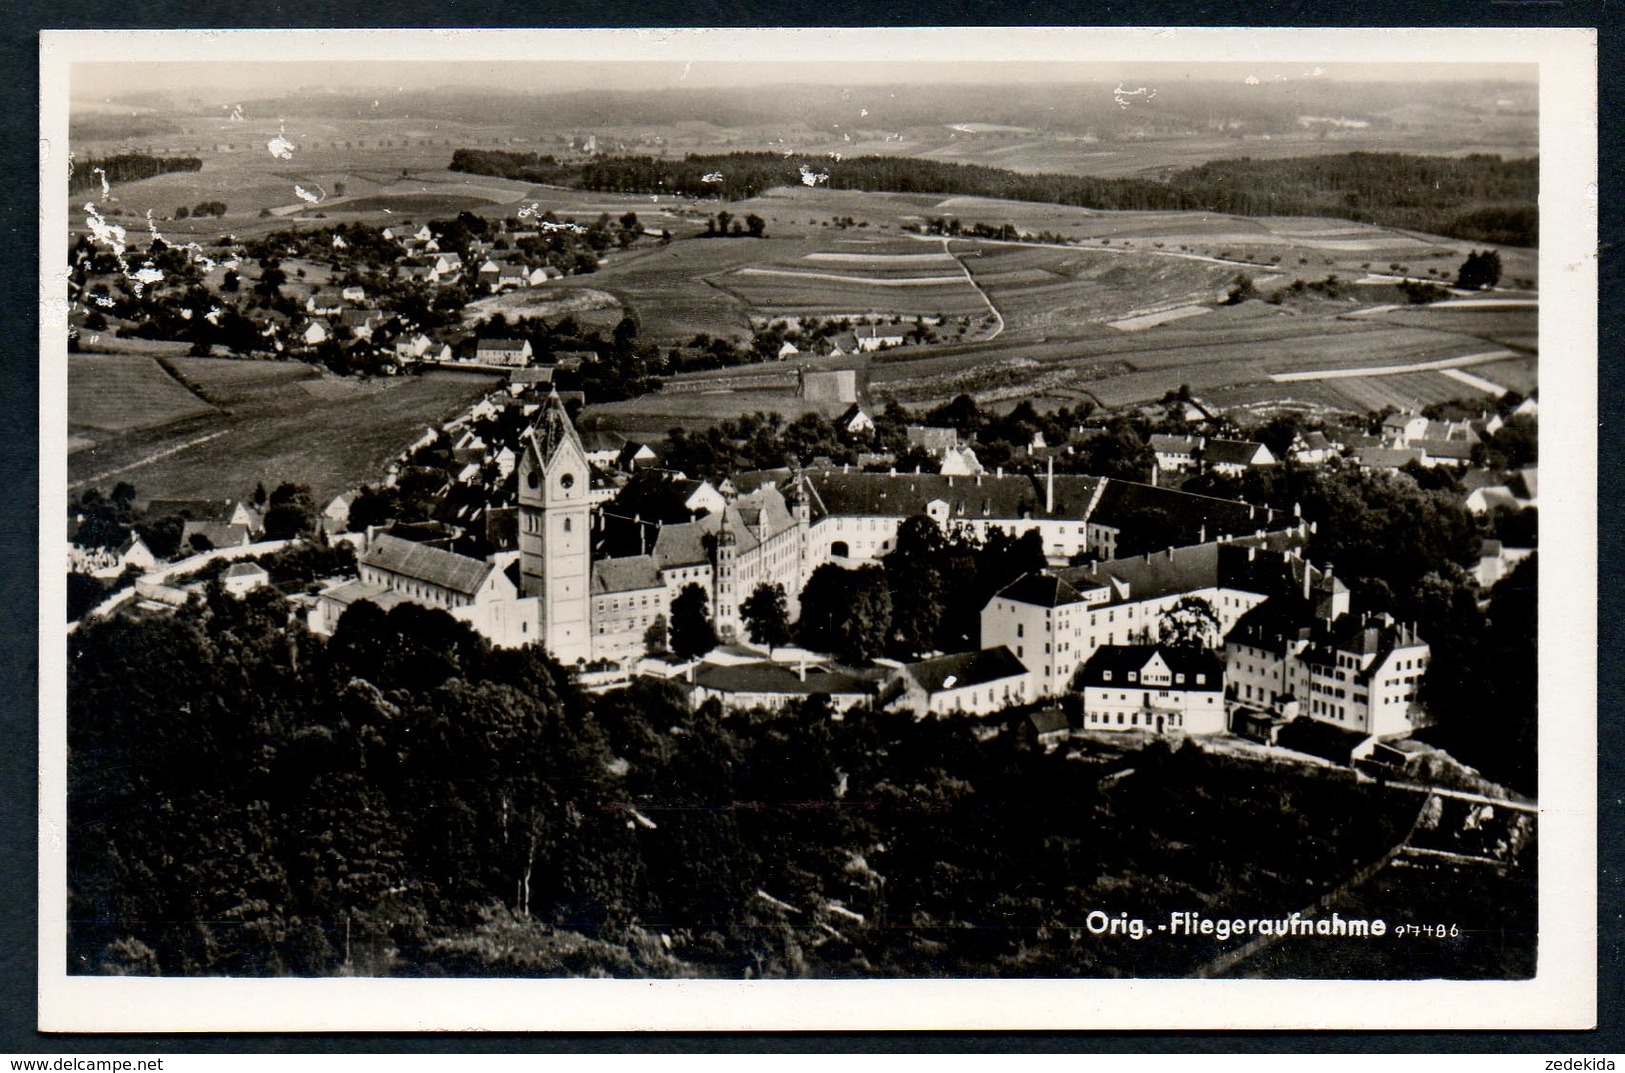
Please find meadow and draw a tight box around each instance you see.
[68,357,501,502]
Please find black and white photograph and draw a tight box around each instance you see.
[38,27,1597,1032]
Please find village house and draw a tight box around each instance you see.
[904,426,959,456]
[1149,434,1202,473]
[305,291,343,316]
[476,338,533,367]
[855,324,907,352]
[1076,644,1227,735]
[221,561,270,597]
[835,404,875,436]
[1201,438,1275,477]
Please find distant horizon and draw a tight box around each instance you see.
[72,59,1538,107]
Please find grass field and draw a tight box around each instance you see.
[68,363,501,503]
[68,355,219,434]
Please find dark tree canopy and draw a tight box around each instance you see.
[739,583,791,651]
[669,583,718,661]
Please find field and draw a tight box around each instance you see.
[70,117,1538,439]
[68,357,501,503]
[68,355,219,434]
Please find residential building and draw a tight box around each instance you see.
[1077,645,1226,735]
[879,647,1032,717]
[221,561,270,597]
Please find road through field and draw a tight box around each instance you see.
[1268,349,1515,383]
[942,237,1004,340]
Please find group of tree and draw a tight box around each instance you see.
[70,585,1532,980]
[699,211,767,239]
[69,154,201,196]
[448,149,1537,247]
[174,201,227,219]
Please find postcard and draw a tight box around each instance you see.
[39,25,1597,1031]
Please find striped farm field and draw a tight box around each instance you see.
[1461,357,1539,395]
[1317,372,1475,413]
[69,355,219,434]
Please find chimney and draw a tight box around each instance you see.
[1046,456,1055,514]
[976,472,983,486]
[996,466,1003,478]
[797,658,807,682]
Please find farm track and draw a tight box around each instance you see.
[943,237,1004,340]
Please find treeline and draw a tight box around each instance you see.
[71,590,1467,980]
[69,154,202,195]
[450,148,1537,247]
[447,148,568,184]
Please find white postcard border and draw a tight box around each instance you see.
[37,25,1598,1032]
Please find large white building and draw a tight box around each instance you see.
[1225,591,1428,739]
[980,533,1322,700]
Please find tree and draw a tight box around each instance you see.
[797,564,890,664]
[263,482,317,540]
[744,214,767,239]
[669,583,717,661]
[883,515,949,658]
[643,614,669,655]
[1225,273,1258,304]
[740,583,791,652]
[1455,249,1503,291]
[1157,596,1222,650]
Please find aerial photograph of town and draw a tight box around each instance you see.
[53,38,1557,997]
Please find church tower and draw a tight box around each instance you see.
[517,390,592,665]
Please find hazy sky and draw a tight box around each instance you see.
[72,59,1537,103]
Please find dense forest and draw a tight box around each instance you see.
[450,148,1538,246]
[66,584,1532,981]
[69,153,202,195]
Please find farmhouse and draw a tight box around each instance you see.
[1077,645,1226,735]
[181,520,251,551]
[855,325,907,352]
[1149,434,1201,472]
[1201,438,1275,477]
[476,338,533,366]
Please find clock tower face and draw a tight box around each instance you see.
[559,472,575,491]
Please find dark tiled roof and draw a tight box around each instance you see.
[695,661,877,697]
[1086,480,1277,543]
[804,471,1103,523]
[903,646,1028,693]
[1075,645,1223,690]
[361,533,493,596]
[592,555,663,594]
[181,521,250,548]
[479,337,529,352]
[222,562,268,579]
[320,579,412,611]
[995,572,1092,608]
[1149,434,1200,453]
[1203,439,1269,466]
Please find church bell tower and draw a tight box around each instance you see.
[517,390,592,665]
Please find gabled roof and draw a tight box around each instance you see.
[995,572,1091,609]
[361,533,493,596]
[1076,644,1224,689]
[222,561,268,579]
[1203,438,1271,466]
[1276,717,1372,763]
[318,579,412,612]
[478,337,530,351]
[592,555,664,595]
[1148,433,1201,453]
[181,520,250,548]
[902,646,1028,693]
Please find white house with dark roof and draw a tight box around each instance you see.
[1149,434,1202,472]
[477,338,533,367]
[855,324,907,352]
[691,659,877,713]
[879,647,1032,717]
[1077,645,1226,735]
[221,561,270,597]
[1201,438,1275,477]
